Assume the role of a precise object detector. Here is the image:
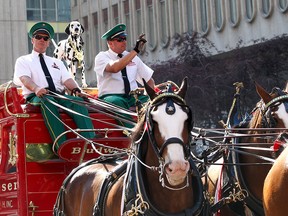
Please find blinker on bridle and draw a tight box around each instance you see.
[150,84,186,115]
[264,89,288,113]
[146,86,192,159]
[260,88,288,128]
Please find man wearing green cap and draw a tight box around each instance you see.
[94,23,155,128]
[13,21,96,153]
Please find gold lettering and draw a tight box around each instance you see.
[71,147,81,154]
[1,200,13,208]
[1,181,17,192]
[86,148,94,154]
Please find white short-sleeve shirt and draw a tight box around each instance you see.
[94,49,154,97]
[14,50,72,97]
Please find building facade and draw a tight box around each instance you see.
[71,0,288,86]
[0,0,71,84]
[1,0,288,85]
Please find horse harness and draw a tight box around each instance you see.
[93,91,204,216]
[210,88,288,215]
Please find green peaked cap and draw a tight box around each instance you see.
[29,22,54,39]
[101,23,127,40]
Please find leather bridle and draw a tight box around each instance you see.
[145,92,193,160]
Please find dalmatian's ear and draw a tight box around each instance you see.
[80,24,85,34]
[65,24,70,35]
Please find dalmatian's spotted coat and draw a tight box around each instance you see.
[53,21,87,87]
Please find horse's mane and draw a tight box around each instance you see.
[248,101,263,130]
[131,102,150,142]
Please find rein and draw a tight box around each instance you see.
[122,90,204,215]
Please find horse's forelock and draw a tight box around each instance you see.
[249,105,263,130]
[131,108,147,141]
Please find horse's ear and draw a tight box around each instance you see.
[176,77,188,99]
[255,81,272,104]
[143,79,157,100]
[65,24,70,35]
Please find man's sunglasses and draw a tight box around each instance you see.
[34,35,50,41]
[113,37,127,42]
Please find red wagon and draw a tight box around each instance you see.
[0,82,131,215]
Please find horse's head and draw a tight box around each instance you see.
[143,77,193,187]
[255,82,288,129]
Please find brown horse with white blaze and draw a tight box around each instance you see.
[53,77,204,216]
[206,82,288,215]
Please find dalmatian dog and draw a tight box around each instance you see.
[53,21,88,87]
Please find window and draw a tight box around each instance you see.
[173,0,181,35]
[214,0,224,31]
[186,0,194,34]
[261,0,272,17]
[159,0,169,47]
[57,0,71,22]
[278,0,288,12]
[27,0,41,20]
[245,0,255,22]
[42,0,56,21]
[112,4,119,26]
[229,0,239,26]
[102,8,108,33]
[83,16,91,69]
[123,0,131,49]
[93,12,100,54]
[135,0,142,36]
[199,0,208,33]
[147,0,157,50]
[27,0,70,22]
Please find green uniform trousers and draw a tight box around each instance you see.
[99,94,149,128]
[27,94,95,150]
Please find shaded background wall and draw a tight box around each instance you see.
[152,35,288,128]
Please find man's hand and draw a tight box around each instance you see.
[71,87,89,101]
[134,33,147,53]
[35,87,48,97]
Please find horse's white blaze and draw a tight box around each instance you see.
[151,103,190,185]
[151,103,187,140]
[276,103,288,128]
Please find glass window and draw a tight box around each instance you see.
[93,12,100,54]
[229,0,238,26]
[245,0,254,21]
[83,16,91,68]
[159,0,169,46]
[27,0,41,20]
[135,0,142,36]
[262,0,271,16]
[147,0,156,50]
[186,0,194,34]
[215,0,224,30]
[42,10,56,21]
[112,4,119,26]
[278,0,288,12]
[102,8,108,33]
[173,0,181,35]
[27,0,70,21]
[200,0,208,33]
[58,0,71,21]
[124,0,131,49]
